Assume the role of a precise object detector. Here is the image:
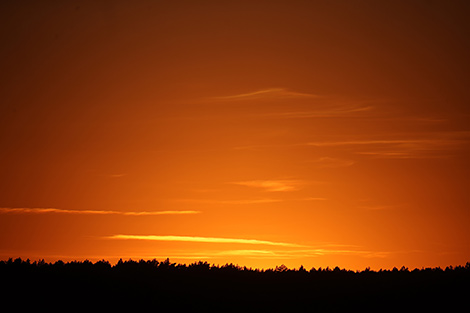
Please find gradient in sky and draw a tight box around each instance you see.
[1,0,469,270]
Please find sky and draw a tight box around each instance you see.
[1,0,469,270]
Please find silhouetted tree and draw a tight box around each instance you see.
[275,264,288,272]
[1,257,469,311]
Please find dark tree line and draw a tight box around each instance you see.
[1,258,469,312]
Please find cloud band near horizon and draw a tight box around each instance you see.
[106,234,304,247]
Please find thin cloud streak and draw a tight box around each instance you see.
[305,133,470,158]
[307,139,430,147]
[108,173,127,178]
[197,89,375,121]
[354,151,443,159]
[174,197,326,204]
[210,88,318,101]
[135,248,389,260]
[307,157,355,168]
[358,204,406,211]
[233,132,470,153]
[174,198,282,204]
[234,248,389,259]
[300,197,328,201]
[257,105,373,119]
[307,132,470,148]
[231,180,302,192]
[107,234,304,247]
[0,207,201,215]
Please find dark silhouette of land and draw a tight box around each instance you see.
[1,258,469,312]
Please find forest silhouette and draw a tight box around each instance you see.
[2,258,469,311]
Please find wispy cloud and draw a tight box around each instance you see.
[174,198,282,205]
[196,89,375,120]
[106,235,385,259]
[233,132,469,158]
[274,248,389,258]
[358,205,397,211]
[210,88,318,101]
[357,203,406,211]
[231,180,303,192]
[257,105,373,119]
[300,197,328,201]
[174,197,326,204]
[307,139,427,147]
[0,207,200,215]
[306,132,470,158]
[307,157,355,168]
[106,234,304,247]
[130,247,389,260]
[242,247,389,259]
[108,173,127,178]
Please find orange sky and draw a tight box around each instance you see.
[1,0,469,270]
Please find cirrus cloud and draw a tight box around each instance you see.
[231,179,303,192]
[0,207,200,215]
[106,234,304,247]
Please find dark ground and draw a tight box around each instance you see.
[1,258,469,312]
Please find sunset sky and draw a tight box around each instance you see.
[1,0,469,270]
